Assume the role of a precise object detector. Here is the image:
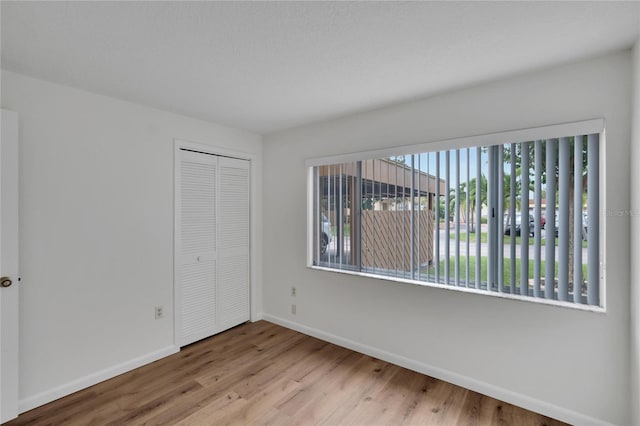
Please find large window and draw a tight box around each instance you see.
[307,121,603,309]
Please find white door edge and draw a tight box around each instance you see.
[1,108,20,422]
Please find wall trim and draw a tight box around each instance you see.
[262,314,612,426]
[19,345,179,414]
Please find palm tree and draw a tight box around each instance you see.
[447,175,487,233]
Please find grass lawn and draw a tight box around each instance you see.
[421,255,587,284]
[450,231,587,248]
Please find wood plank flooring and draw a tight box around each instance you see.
[6,321,566,426]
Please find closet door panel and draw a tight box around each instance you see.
[176,151,218,346]
[217,157,250,331]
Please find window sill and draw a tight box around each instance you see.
[308,265,606,314]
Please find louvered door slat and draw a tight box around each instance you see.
[181,160,216,254]
[218,254,249,328]
[180,260,216,340]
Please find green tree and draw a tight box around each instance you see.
[448,175,487,233]
[503,138,589,290]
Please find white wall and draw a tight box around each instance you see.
[0,71,263,411]
[630,39,640,426]
[263,50,632,425]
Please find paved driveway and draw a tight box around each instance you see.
[437,224,589,263]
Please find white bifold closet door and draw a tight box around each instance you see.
[176,149,250,347]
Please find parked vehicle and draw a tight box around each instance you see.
[553,211,588,240]
[320,215,331,255]
[504,213,535,237]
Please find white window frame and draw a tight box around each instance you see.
[306,119,606,313]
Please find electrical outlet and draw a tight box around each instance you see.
[291,286,296,297]
[155,306,164,319]
[291,304,296,315]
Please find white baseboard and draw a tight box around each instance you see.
[262,314,612,426]
[19,345,180,414]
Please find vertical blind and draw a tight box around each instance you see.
[311,134,600,307]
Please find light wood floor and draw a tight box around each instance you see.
[7,321,566,426]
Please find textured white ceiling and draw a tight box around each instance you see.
[2,1,639,134]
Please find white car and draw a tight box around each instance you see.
[554,211,588,240]
[320,215,332,255]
